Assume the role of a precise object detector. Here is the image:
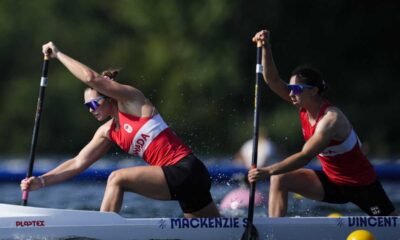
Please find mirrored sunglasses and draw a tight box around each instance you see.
[287,84,314,95]
[84,96,106,111]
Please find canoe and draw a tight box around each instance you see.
[0,203,398,239]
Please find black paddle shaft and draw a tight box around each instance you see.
[242,42,263,240]
[22,53,50,206]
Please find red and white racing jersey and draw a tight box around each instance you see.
[300,102,376,186]
[109,112,192,166]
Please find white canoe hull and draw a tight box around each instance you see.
[0,203,399,240]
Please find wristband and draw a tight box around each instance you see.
[38,176,46,188]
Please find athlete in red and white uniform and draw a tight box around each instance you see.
[21,42,220,218]
[109,112,192,166]
[247,29,396,217]
[300,101,376,186]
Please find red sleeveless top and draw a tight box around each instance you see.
[300,102,376,186]
[109,112,192,166]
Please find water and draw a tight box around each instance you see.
[1,180,399,218]
[0,157,399,217]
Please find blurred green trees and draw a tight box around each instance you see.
[0,0,399,159]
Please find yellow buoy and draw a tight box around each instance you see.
[347,229,375,240]
[327,212,342,218]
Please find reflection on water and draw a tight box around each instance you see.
[1,180,398,218]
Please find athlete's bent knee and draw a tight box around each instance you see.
[107,170,123,186]
[270,174,291,189]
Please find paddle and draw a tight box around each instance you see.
[241,40,264,240]
[22,49,51,206]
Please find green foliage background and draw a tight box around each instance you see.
[0,0,399,159]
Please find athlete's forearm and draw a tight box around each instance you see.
[262,43,281,85]
[261,44,291,102]
[56,51,99,84]
[267,152,312,175]
[40,158,85,186]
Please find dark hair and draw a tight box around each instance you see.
[291,66,327,94]
[101,69,119,80]
[84,69,120,97]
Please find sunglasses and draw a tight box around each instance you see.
[287,84,315,95]
[84,96,106,111]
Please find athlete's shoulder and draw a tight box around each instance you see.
[96,119,114,140]
[316,107,343,131]
[325,106,350,124]
[324,106,340,119]
[319,106,352,139]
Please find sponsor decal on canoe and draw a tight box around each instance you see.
[166,217,247,229]
[16,220,45,227]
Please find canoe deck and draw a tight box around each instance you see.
[0,204,398,239]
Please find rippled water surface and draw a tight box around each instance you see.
[0,157,399,218]
[1,181,399,218]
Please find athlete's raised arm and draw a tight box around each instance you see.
[41,42,147,107]
[252,30,291,103]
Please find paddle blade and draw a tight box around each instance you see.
[241,223,259,240]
